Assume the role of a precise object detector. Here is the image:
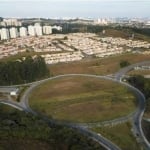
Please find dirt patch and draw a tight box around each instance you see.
[50,53,150,76]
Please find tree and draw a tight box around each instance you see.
[120,60,130,68]
[0,56,50,85]
[64,36,68,40]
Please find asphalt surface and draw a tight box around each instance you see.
[0,74,123,150]
[115,60,150,81]
[0,60,150,150]
[18,73,150,150]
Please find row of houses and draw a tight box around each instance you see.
[41,51,84,64]
[0,33,150,64]
[62,33,131,57]
[100,37,150,49]
[0,35,65,58]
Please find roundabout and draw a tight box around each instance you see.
[0,61,150,150]
[29,75,136,123]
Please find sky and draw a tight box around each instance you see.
[0,0,150,18]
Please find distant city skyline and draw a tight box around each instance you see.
[0,0,150,19]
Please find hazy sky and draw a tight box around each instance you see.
[0,0,150,18]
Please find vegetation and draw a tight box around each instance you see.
[0,104,105,150]
[0,56,49,85]
[60,24,150,41]
[103,27,150,41]
[64,36,68,40]
[16,86,29,102]
[128,75,150,99]
[142,120,150,142]
[120,60,130,68]
[92,122,142,150]
[131,28,150,38]
[127,75,150,116]
[50,53,150,76]
[128,70,150,76]
[61,24,105,34]
[29,76,136,123]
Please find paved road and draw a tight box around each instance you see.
[0,99,25,111]
[0,74,136,150]
[115,60,150,81]
[18,73,142,150]
[78,112,134,128]
[1,61,150,150]
[115,61,150,149]
[121,81,150,148]
[0,74,122,150]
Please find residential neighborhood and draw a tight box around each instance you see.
[0,0,150,149]
[0,32,150,64]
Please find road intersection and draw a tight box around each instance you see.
[0,61,150,150]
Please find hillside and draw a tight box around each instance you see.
[0,105,105,150]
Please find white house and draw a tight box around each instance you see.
[10,88,19,96]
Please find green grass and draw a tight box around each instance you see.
[0,93,7,99]
[16,86,29,102]
[0,104,16,113]
[0,104,105,150]
[92,122,142,150]
[29,76,136,123]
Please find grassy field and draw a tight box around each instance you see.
[0,93,7,99]
[103,29,132,39]
[29,76,136,123]
[0,104,105,150]
[50,53,150,76]
[92,122,142,150]
[103,28,150,42]
[128,70,150,76]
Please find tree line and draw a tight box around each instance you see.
[0,56,49,85]
[128,75,150,113]
[0,105,105,150]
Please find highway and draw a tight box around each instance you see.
[0,60,150,150]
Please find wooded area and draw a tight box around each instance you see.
[128,75,150,112]
[0,56,49,85]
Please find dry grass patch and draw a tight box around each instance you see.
[128,70,150,76]
[92,122,142,150]
[29,76,136,123]
[50,53,150,76]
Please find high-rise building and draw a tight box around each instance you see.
[0,28,9,40]
[34,24,43,36]
[0,22,6,27]
[19,27,27,37]
[9,27,18,38]
[43,26,52,35]
[28,25,35,36]
[95,18,108,25]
